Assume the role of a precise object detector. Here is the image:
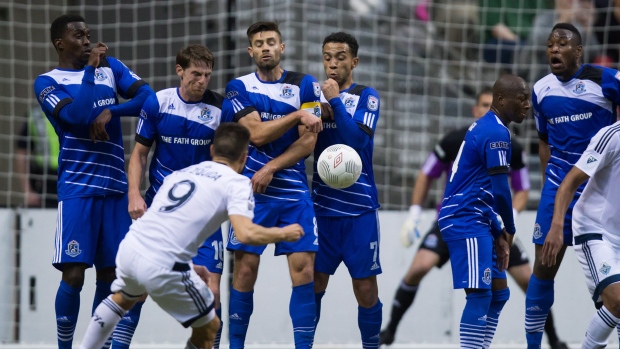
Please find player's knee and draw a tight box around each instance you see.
[602,284,620,318]
[96,266,117,283]
[191,316,220,343]
[353,278,378,308]
[62,264,87,288]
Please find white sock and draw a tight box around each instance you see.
[185,339,201,349]
[78,296,127,349]
[582,306,620,349]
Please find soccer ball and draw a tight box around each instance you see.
[317,144,362,189]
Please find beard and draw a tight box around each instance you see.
[255,56,278,71]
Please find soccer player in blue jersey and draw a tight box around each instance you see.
[225,21,323,349]
[126,44,233,349]
[311,32,382,349]
[32,14,154,349]
[524,23,620,349]
[438,74,530,349]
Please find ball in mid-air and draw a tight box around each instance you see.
[317,144,362,189]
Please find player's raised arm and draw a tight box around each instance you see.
[229,215,303,245]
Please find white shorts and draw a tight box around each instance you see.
[112,242,215,328]
[574,233,620,304]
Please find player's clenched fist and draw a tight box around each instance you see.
[321,78,340,101]
[280,223,304,242]
[87,42,108,68]
[299,110,323,133]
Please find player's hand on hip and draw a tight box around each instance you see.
[280,223,304,242]
[321,79,340,101]
[193,264,211,285]
[89,108,112,143]
[320,102,333,121]
[541,225,564,267]
[299,110,322,133]
[128,192,147,219]
[494,231,510,272]
[87,42,108,68]
[400,205,422,247]
[251,164,275,194]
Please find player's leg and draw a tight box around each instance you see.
[187,317,221,349]
[381,223,448,345]
[314,215,342,329]
[482,251,510,349]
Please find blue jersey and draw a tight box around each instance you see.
[33,57,147,200]
[438,112,513,241]
[533,64,620,192]
[136,88,234,203]
[312,84,380,216]
[226,71,321,202]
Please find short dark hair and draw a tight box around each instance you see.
[322,32,359,57]
[50,14,85,45]
[475,87,493,104]
[246,21,281,45]
[213,123,250,162]
[551,22,582,46]
[176,44,215,70]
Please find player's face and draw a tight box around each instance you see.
[248,31,283,71]
[56,22,91,65]
[507,86,531,124]
[546,29,582,79]
[177,61,212,102]
[322,42,358,86]
[472,93,492,119]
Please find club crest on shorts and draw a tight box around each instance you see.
[533,223,542,240]
[424,234,438,248]
[600,262,611,275]
[65,240,82,257]
[482,267,492,285]
[229,230,240,245]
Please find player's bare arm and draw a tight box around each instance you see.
[512,189,529,213]
[239,109,321,147]
[127,142,150,219]
[542,166,590,267]
[251,125,317,194]
[538,138,550,183]
[229,214,303,245]
[495,232,511,272]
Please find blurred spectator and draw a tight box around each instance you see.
[593,0,620,65]
[480,0,551,65]
[518,0,598,83]
[15,106,58,208]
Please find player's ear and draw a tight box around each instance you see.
[280,42,285,53]
[247,46,253,57]
[175,64,184,78]
[54,38,63,51]
[351,57,359,69]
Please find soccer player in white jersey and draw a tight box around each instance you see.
[225,21,323,349]
[438,74,530,349]
[542,121,620,348]
[77,123,304,349]
[32,14,155,349]
[525,23,620,349]
[127,44,233,348]
[311,32,382,348]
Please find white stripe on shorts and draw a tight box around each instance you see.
[54,201,63,264]
[467,238,478,288]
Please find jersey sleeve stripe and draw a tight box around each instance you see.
[594,125,620,153]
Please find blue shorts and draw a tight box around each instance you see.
[315,210,381,279]
[226,199,318,255]
[532,193,577,246]
[53,195,131,271]
[192,228,224,275]
[445,236,506,290]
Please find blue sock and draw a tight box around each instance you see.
[358,300,382,349]
[525,275,554,349]
[314,291,325,330]
[93,280,113,349]
[290,282,316,349]
[461,290,493,349]
[55,280,81,349]
[214,307,222,349]
[112,300,143,348]
[229,288,253,349]
[482,288,510,349]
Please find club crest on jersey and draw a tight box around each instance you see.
[600,262,611,275]
[344,97,356,108]
[533,223,542,240]
[280,84,294,98]
[313,82,321,97]
[587,156,598,164]
[65,240,82,257]
[367,96,379,111]
[482,268,492,285]
[573,81,586,94]
[199,106,213,121]
[94,69,107,81]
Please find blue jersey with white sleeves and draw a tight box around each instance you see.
[533,64,620,192]
[226,71,321,202]
[136,88,234,202]
[438,112,513,241]
[312,84,380,216]
[33,56,147,200]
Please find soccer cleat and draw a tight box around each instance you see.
[379,329,395,346]
[550,341,569,349]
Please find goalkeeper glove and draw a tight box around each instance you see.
[400,205,422,247]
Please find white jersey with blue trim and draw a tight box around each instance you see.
[312,83,380,216]
[136,88,234,202]
[33,57,146,200]
[226,71,321,202]
[533,64,620,192]
[438,112,512,241]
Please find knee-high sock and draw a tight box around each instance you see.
[213,307,222,349]
[460,290,493,349]
[290,282,316,349]
[581,306,620,349]
[92,280,113,349]
[112,300,143,349]
[314,291,325,330]
[228,288,253,349]
[359,300,382,349]
[56,280,82,349]
[525,275,554,349]
[386,281,418,334]
[482,288,510,349]
[78,295,128,349]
